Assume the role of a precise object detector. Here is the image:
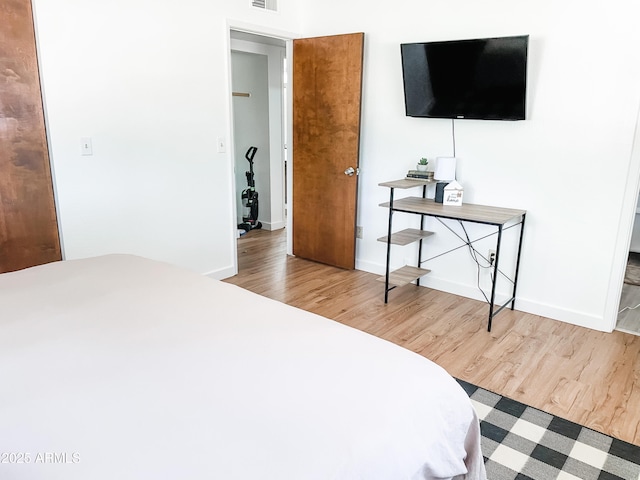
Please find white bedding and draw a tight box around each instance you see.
[0,255,486,480]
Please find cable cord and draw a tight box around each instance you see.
[619,302,640,314]
[460,221,493,303]
[452,119,456,157]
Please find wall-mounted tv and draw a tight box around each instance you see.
[401,35,529,121]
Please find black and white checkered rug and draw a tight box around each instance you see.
[456,379,640,480]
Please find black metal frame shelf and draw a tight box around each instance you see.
[379,178,526,332]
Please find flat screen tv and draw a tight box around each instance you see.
[401,35,529,120]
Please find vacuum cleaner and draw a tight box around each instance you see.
[238,146,262,233]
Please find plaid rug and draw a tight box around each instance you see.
[456,379,640,480]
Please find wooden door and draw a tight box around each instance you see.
[292,33,364,270]
[0,0,62,273]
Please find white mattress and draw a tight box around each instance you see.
[0,255,486,480]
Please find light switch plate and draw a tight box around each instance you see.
[217,136,226,153]
[81,137,93,156]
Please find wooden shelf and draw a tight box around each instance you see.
[377,265,431,287]
[378,178,435,189]
[377,228,434,246]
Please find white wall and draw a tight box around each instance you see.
[298,0,640,331]
[33,0,300,278]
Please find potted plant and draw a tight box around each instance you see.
[417,157,429,172]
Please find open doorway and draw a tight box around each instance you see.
[614,104,640,335]
[617,195,640,335]
[230,30,288,263]
[228,29,364,274]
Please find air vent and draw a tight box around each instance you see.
[252,0,277,11]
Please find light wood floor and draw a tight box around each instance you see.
[224,229,640,446]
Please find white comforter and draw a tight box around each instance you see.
[0,255,486,480]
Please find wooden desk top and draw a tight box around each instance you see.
[380,196,526,225]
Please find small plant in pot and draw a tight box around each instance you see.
[417,157,429,172]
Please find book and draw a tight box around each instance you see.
[406,171,434,180]
[405,176,431,181]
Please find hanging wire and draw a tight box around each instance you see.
[619,303,640,314]
[458,221,495,304]
[452,118,456,157]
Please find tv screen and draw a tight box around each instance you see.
[401,35,529,120]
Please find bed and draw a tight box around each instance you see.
[0,254,486,480]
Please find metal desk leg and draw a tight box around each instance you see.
[488,225,503,332]
[384,188,395,303]
[510,213,526,310]
[416,184,427,287]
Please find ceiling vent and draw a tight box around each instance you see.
[252,0,277,12]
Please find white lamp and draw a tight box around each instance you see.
[435,156,457,181]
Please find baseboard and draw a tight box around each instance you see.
[513,297,607,332]
[355,259,608,332]
[260,220,286,231]
[615,325,640,336]
[204,265,236,281]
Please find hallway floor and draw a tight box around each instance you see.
[617,283,640,335]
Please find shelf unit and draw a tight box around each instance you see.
[378,178,435,299]
[379,178,527,331]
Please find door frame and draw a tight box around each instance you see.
[605,102,640,331]
[226,21,297,275]
[32,1,66,260]
[230,37,287,232]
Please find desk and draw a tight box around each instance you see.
[379,179,526,331]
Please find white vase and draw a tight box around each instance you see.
[416,164,428,172]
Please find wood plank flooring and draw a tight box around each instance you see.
[224,228,640,446]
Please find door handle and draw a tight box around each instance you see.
[344,167,356,176]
